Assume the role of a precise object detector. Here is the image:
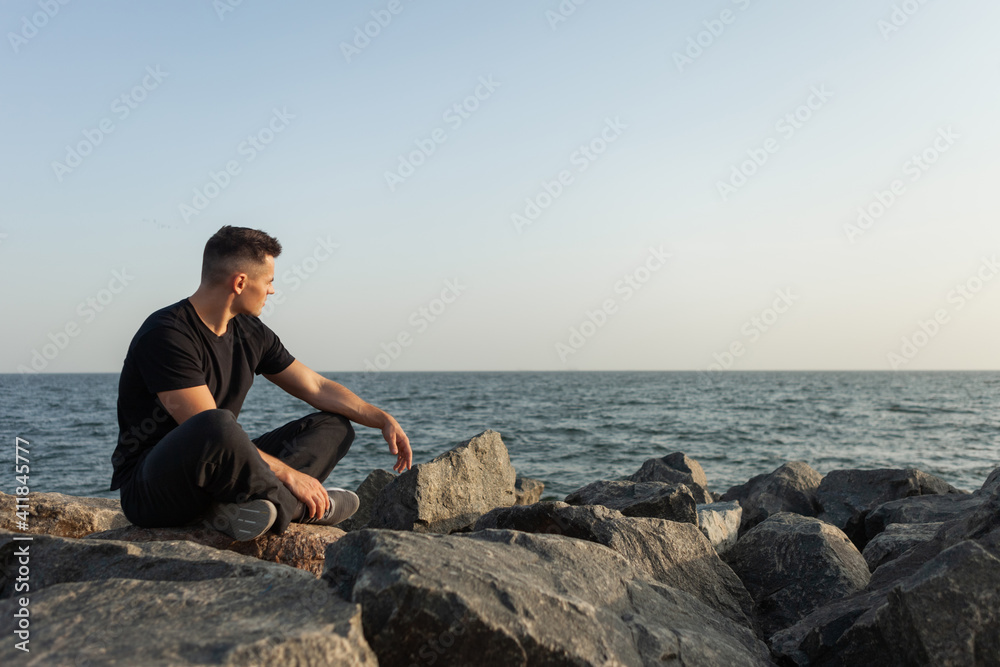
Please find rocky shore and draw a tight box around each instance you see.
[1,430,997,665]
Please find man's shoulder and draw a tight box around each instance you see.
[131,299,198,346]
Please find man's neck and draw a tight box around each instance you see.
[187,289,236,337]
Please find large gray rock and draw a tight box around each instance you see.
[368,430,516,533]
[697,501,742,555]
[628,452,709,488]
[564,480,699,525]
[324,528,774,666]
[724,513,870,638]
[978,466,1000,497]
[473,502,756,629]
[862,522,943,572]
[721,461,823,534]
[513,477,545,505]
[339,468,396,532]
[864,493,982,545]
[816,468,965,547]
[0,490,130,538]
[0,575,376,665]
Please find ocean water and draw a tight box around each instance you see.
[2,371,999,501]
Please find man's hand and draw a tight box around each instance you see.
[279,466,330,520]
[382,416,412,472]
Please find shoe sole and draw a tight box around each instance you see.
[206,499,277,541]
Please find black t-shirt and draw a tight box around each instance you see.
[109,298,295,490]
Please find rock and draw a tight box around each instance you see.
[0,530,314,598]
[697,501,742,555]
[367,430,516,533]
[0,490,130,538]
[85,523,347,576]
[339,469,396,532]
[564,480,699,525]
[978,466,1000,497]
[724,513,870,638]
[721,461,823,535]
[513,477,545,505]
[862,522,943,572]
[627,452,709,488]
[324,528,774,666]
[864,493,982,544]
[472,502,756,629]
[816,468,965,548]
[0,574,376,665]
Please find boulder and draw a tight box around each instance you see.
[697,501,742,555]
[473,502,756,629]
[0,490,130,538]
[977,466,1000,497]
[864,493,982,544]
[85,523,347,576]
[338,469,396,532]
[0,574,375,665]
[862,522,943,572]
[564,480,699,525]
[513,477,545,505]
[721,461,823,534]
[816,468,965,548]
[367,430,516,533]
[627,452,709,488]
[724,513,870,638]
[324,528,774,666]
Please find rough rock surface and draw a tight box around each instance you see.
[0,574,376,665]
[697,501,742,555]
[0,490,130,538]
[724,513,870,638]
[325,528,774,666]
[862,522,943,572]
[473,501,756,629]
[564,480,699,525]
[864,493,983,544]
[339,468,396,532]
[627,452,709,488]
[816,468,964,547]
[721,461,823,534]
[85,523,347,576]
[368,430,516,533]
[513,477,545,505]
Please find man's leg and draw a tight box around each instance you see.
[119,408,300,534]
[252,411,355,487]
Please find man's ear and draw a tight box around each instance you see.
[232,272,248,294]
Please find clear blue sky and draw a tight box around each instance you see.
[2,0,999,372]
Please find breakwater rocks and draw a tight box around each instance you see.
[1,433,997,665]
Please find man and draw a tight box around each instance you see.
[109,225,411,540]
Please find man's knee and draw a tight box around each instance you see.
[187,408,240,439]
[320,412,354,448]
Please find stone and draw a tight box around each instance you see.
[977,466,1000,497]
[473,501,756,629]
[85,523,347,576]
[724,513,870,638]
[862,522,943,572]
[564,480,699,525]
[816,468,965,548]
[338,468,396,532]
[864,493,982,544]
[0,490,130,538]
[627,452,709,488]
[324,528,774,666]
[513,477,545,505]
[697,501,742,555]
[0,575,376,665]
[367,430,516,533]
[721,461,823,535]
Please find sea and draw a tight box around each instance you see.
[2,371,999,500]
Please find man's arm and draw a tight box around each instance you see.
[263,360,412,472]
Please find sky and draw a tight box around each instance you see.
[2,0,999,373]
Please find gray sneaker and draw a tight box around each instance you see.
[296,488,360,527]
[204,498,277,541]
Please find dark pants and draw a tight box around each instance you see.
[119,409,354,535]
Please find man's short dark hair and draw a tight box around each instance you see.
[201,226,282,285]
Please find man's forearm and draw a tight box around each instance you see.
[310,379,393,429]
[257,448,293,482]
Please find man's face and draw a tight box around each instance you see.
[239,255,275,317]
